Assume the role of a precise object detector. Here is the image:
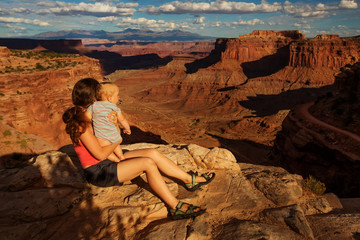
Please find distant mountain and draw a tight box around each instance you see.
[26,29,215,41]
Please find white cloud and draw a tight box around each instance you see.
[338,0,358,9]
[98,16,119,22]
[317,30,331,34]
[209,18,264,28]
[141,0,282,14]
[337,25,348,29]
[117,3,139,8]
[193,16,205,24]
[116,17,185,31]
[5,23,26,31]
[0,16,50,26]
[232,18,265,25]
[81,21,97,25]
[283,1,330,18]
[294,23,311,29]
[36,2,136,17]
[37,1,57,7]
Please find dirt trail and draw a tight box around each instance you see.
[296,102,360,143]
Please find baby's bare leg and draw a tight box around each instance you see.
[97,137,120,162]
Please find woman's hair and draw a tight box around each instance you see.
[72,78,99,108]
[96,82,118,101]
[63,78,99,144]
[62,106,90,144]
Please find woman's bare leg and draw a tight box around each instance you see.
[123,149,208,185]
[116,157,179,208]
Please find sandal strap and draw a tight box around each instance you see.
[201,173,211,181]
[175,201,184,210]
[172,202,198,214]
[185,173,197,187]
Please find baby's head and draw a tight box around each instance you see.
[96,82,120,104]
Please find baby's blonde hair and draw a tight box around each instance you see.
[96,82,118,101]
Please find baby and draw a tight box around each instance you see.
[86,82,131,162]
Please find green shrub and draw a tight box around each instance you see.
[19,139,27,149]
[3,130,11,137]
[303,175,326,195]
[35,63,45,71]
[0,92,4,96]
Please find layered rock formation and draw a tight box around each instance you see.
[0,39,88,53]
[289,36,360,68]
[115,30,359,151]
[0,47,103,148]
[271,62,360,197]
[85,40,215,58]
[1,143,356,240]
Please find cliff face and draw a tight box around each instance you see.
[206,31,360,86]
[86,40,215,58]
[289,37,360,68]
[129,30,358,148]
[271,62,360,197]
[0,39,87,53]
[0,47,103,149]
[0,143,352,239]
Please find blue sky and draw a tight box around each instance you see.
[0,0,359,38]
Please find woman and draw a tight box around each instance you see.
[62,78,215,220]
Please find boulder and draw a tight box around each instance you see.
[0,143,342,239]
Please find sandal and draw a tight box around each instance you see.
[170,201,206,220]
[185,172,216,192]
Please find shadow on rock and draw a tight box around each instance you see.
[239,85,334,117]
[122,126,168,145]
[185,51,221,74]
[241,45,290,79]
[0,150,129,239]
[85,51,173,75]
[0,152,37,169]
[207,134,274,166]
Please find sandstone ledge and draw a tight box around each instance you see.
[1,143,356,239]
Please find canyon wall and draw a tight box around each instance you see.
[271,62,360,197]
[0,39,87,53]
[289,37,360,68]
[132,30,359,148]
[85,40,215,57]
[0,47,103,149]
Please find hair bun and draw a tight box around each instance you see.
[62,107,76,123]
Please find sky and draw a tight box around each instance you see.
[0,0,359,39]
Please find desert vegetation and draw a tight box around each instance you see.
[0,49,83,74]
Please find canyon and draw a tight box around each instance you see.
[0,30,360,239]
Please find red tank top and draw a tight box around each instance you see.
[74,141,100,168]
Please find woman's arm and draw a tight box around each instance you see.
[80,126,120,161]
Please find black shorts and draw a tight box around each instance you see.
[83,160,123,187]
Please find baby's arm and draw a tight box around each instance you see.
[116,112,131,135]
[97,137,121,162]
[113,145,125,161]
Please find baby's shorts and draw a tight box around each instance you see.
[83,160,123,187]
